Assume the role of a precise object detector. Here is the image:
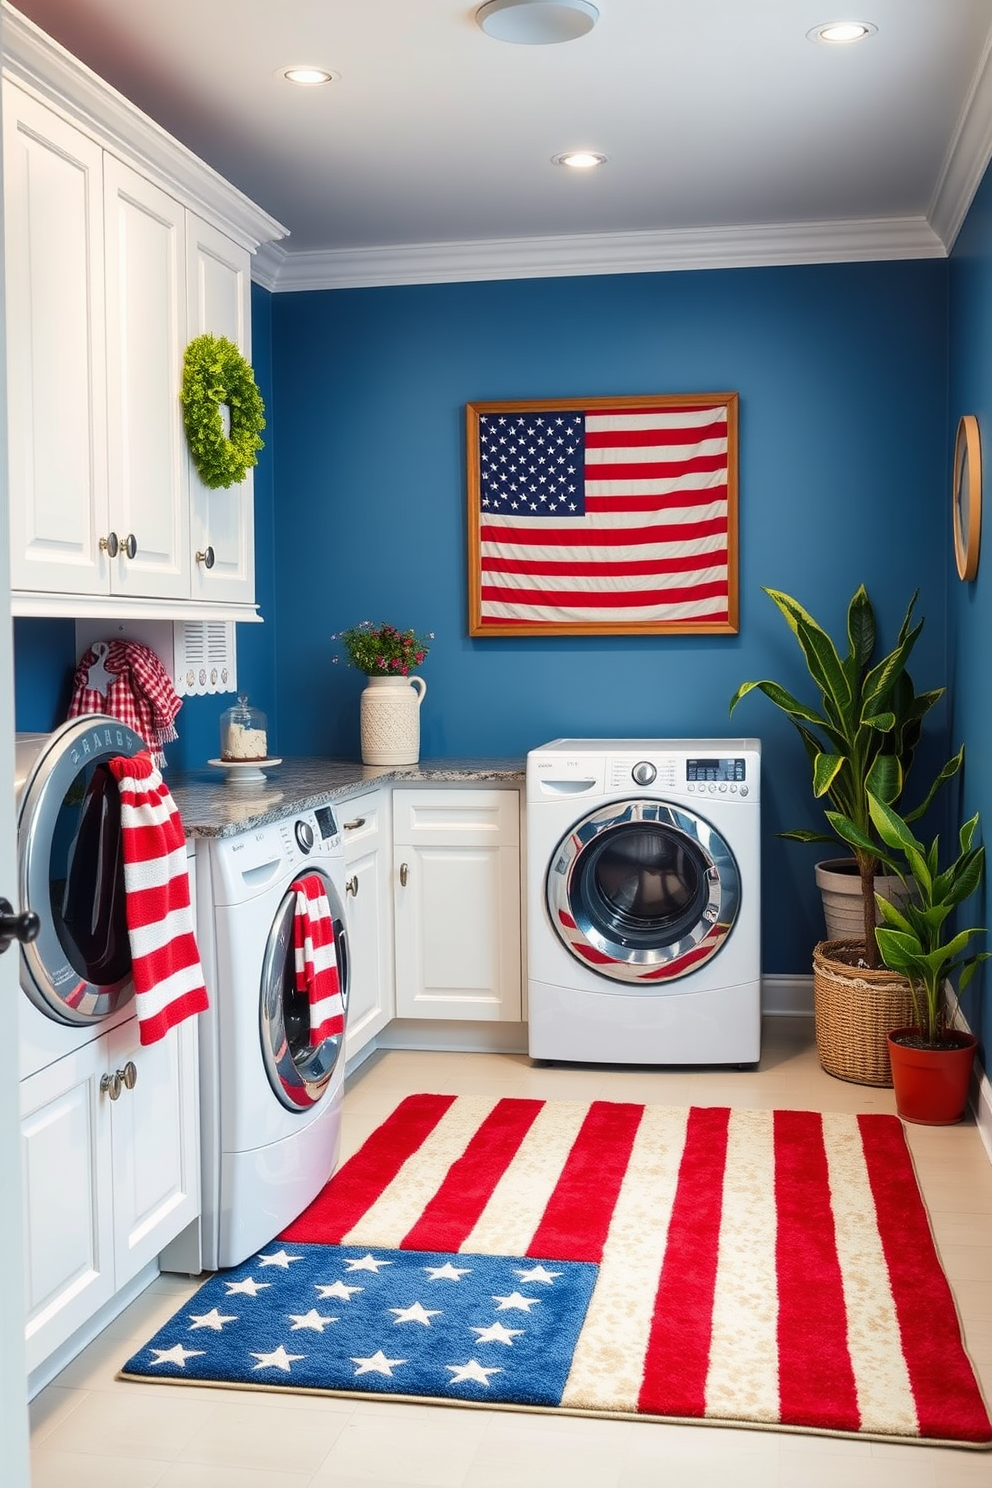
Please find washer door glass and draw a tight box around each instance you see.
[19,716,147,1023]
[260,871,350,1112]
[546,800,741,984]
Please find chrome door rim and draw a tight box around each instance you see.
[546,799,741,984]
[259,870,350,1111]
[18,715,145,1024]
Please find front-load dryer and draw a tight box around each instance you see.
[526,738,761,1065]
[197,803,350,1269]
[16,716,149,1080]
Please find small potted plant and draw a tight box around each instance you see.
[835,792,987,1124]
[333,621,433,767]
[730,584,963,1086]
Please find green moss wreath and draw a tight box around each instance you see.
[181,334,265,489]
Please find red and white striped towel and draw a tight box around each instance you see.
[292,873,343,1046]
[107,752,208,1045]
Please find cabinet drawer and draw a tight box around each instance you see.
[340,793,383,853]
[392,788,520,848]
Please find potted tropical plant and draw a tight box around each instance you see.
[729,585,963,1086]
[832,793,987,1124]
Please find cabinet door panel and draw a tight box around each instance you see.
[107,1018,200,1284]
[20,1047,115,1374]
[4,85,109,596]
[104,158,189,598]
[186,214,255,604]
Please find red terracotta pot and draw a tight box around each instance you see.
[886,1029,978,1125]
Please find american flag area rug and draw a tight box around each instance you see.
[120,1095,992,1448]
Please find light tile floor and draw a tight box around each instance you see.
[28,1017,992,1488]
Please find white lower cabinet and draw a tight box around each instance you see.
[392,788,521,1021]
[19,1017,200,1375]
[341,791,395,1061]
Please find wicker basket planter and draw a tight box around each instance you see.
[813,939,918,1088]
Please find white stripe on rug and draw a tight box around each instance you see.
[822,1112,919,1436]
[341,1095,501,1249]
[704,1107,780,1423]
[561,1104,690,1412]
[462,1100,594,1255]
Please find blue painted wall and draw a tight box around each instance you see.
[948,161,992,1053]
[269,262,951,973]
[12,260,953,975]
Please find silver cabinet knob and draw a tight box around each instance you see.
[100,532,120,557]
[121,1060,137,1091]
[121,533,138,560]
[399,862,409,887]
[196,546,216,569]
[346,875,359,897]
[101,1071,122,1101]
[343,817,366,831]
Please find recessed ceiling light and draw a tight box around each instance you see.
[279,65,338,86]
[552,151,607,169]
[807,21,877,45]
[477,0,599,46]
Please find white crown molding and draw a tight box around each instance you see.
[929,21,992,254]
[1,3,288,255]
[252,215,945,293]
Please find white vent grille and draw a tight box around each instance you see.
[174,620,237,695]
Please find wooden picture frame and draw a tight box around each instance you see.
[952,414,981,582]
[466,393,739,636]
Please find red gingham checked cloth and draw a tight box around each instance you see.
[69,640,181,768]
[292,873,344,1046]
[106,751,208,1046]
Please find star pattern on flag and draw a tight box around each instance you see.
[225,1277,271,1297]
[352,1349,407,1377]
[390,1301,442,1326]
[257,1250,304,1269]
[149,1343,205,1368]
[493,1291,541,1312]
[446,1359,503,1387]
[252,1345,306,1372]
[288,1309,338,1332]
[125,1244,598,1410]
[188,1308,237,1332]
[478,412,585,516]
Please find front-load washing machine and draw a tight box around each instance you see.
[527,738,761,1065]
[197,803,350,1269]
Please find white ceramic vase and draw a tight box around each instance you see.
[360,674,427,766]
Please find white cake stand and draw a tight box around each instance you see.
[208,757,282,784]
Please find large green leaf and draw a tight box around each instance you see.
[812,753,844,798]
[729,679,826,727]
[865,753,903,806]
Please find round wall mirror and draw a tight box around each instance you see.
[953,414,982,582]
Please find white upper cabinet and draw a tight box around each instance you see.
[4,86,109,598]
[2,8,286,620]
[103,157,190,601]
[187,215,255,607]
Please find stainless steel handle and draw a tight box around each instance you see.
[346,875,359,897]
[101,1071,122,1101]
[343,817,366,831]
[100,532,120,557]
[121,533,138,559]
[121,1060,138,1091]
[196,546,216,569]
[399,862,409,887]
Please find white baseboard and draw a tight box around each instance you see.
[761,974,814,1018]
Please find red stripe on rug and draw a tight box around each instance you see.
[774,1109,861,1431]
[279,1093,457,1244]
[637,1105,730,1417]
[859,1113,992,1444]
[401,1098,546,1251]
[528,1100,645,1263]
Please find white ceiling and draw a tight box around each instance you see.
[9,0,992,289]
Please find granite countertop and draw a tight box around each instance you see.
[168,756,526,838]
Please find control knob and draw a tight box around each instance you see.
[295,819,314,854]
[631,760,657,786]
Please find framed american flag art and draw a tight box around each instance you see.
[467,393,739,636]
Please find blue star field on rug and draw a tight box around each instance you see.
[121,1244,599,1407]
